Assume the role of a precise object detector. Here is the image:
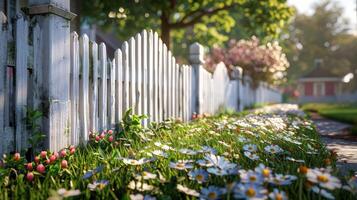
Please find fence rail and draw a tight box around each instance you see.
[0,15,281,155]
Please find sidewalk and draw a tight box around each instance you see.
[310,113,357,174]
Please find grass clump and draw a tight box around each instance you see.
[0,108,356,199]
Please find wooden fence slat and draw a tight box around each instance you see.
[79,34,90,142]
[98,43,107,130]
[141,30,148,126]
[114,49,123,124]
[0,14,7,154]
[162,44,167,120]
[129,37,136,112]
[147,31,154,123]
[135,33,142,115]
[179,65,184,120]
[157,39,163,121]
[171,57,176,118]
[15,16,29,151]
[153,33,159,121]
[89,41,98,132]
[122,42,130,114]
[107,59,115,129]
[175,64,180,118]
[167,52,172,118]
[70,32,80,145]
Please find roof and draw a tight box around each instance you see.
[301,66,339,78]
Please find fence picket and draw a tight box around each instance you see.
[122,42,130,114]
[135,33,142,115]
[162,44,167,120]
[175,64,180,119]
[153,33,159,121]
[89,41,98,132]
[157,39,163,121]
[0,15,7,154]
[129,37,136,113]
[70,32,80,145]
[108,59,116,129]
[147,31,154,123]
[167,52,172,118]
[114,49,123,124]
[98,43,107,130]
[15,17,29,151]
[79,34,90,141]
[141,30,148,125]
[171,57,176,119]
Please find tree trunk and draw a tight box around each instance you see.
[160,12,171,49]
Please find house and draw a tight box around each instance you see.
[298,61,356,103]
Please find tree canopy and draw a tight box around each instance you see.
[283,0,357,85]
[81,0,294,57]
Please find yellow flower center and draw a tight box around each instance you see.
[208,192,217,199]
[262,169,270,177]
[249,175,257,182]
[246,188,256,197]
[98,183,106,190]
[317,175,329,183]
[142,172,147,176]
[130,160,136,164]
[275,193,283,200]
[177,163,185,168]
[196,174,204,181]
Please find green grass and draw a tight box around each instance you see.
[0,110,356,199]
[301,103,357,134]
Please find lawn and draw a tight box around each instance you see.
[301,103,357,134]
[0,108,356,199]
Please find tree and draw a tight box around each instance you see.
[81,0,294,51]
[283,0,356,84]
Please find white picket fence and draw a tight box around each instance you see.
[0,15,281,155]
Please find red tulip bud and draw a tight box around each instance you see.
[70,148,75,155]
[46,159,50,165]
[34,156,40,164]
[13,153,21,161]
[40,151,47,159]
[26,172,34,182]
[49,155,56,163]
[107,130,113,135]
[37,164,45,174]
[61,160,68,169]
[100,132,105,139]
[108,136,114,142]
[60,150,67,157]
[95,135,100,141]
[26,163,33,171]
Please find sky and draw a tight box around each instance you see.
[288,0,357,34]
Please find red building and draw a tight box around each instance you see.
[298,67,343,102]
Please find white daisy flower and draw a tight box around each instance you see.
[269,174,297,186]
[196,159,214,167]
[122,158,154,166]
[178,148,197,155]
[233,183,268,200]
[204,154,237,170]
[239,169,264,185]
[177,184,200,197]
[197,146,217,154]
[57,188,81,198]
[264,145,283,154]
[307,168,341,190]
[135,171,157,180]
[254,164,272,179]
[169,160,194,170]
[188,169,209,184]
[244,151,260,161]
[243,144,258,152]
[130,194,156,200]
[200,186,226,200]
[152,150,168,158]
[311,186,335,200]
[128,181,155,192]
[268,189,288,200]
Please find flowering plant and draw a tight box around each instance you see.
[206,36,289,86]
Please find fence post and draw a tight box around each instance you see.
[29,0,75,151]
[189,42,205,116]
